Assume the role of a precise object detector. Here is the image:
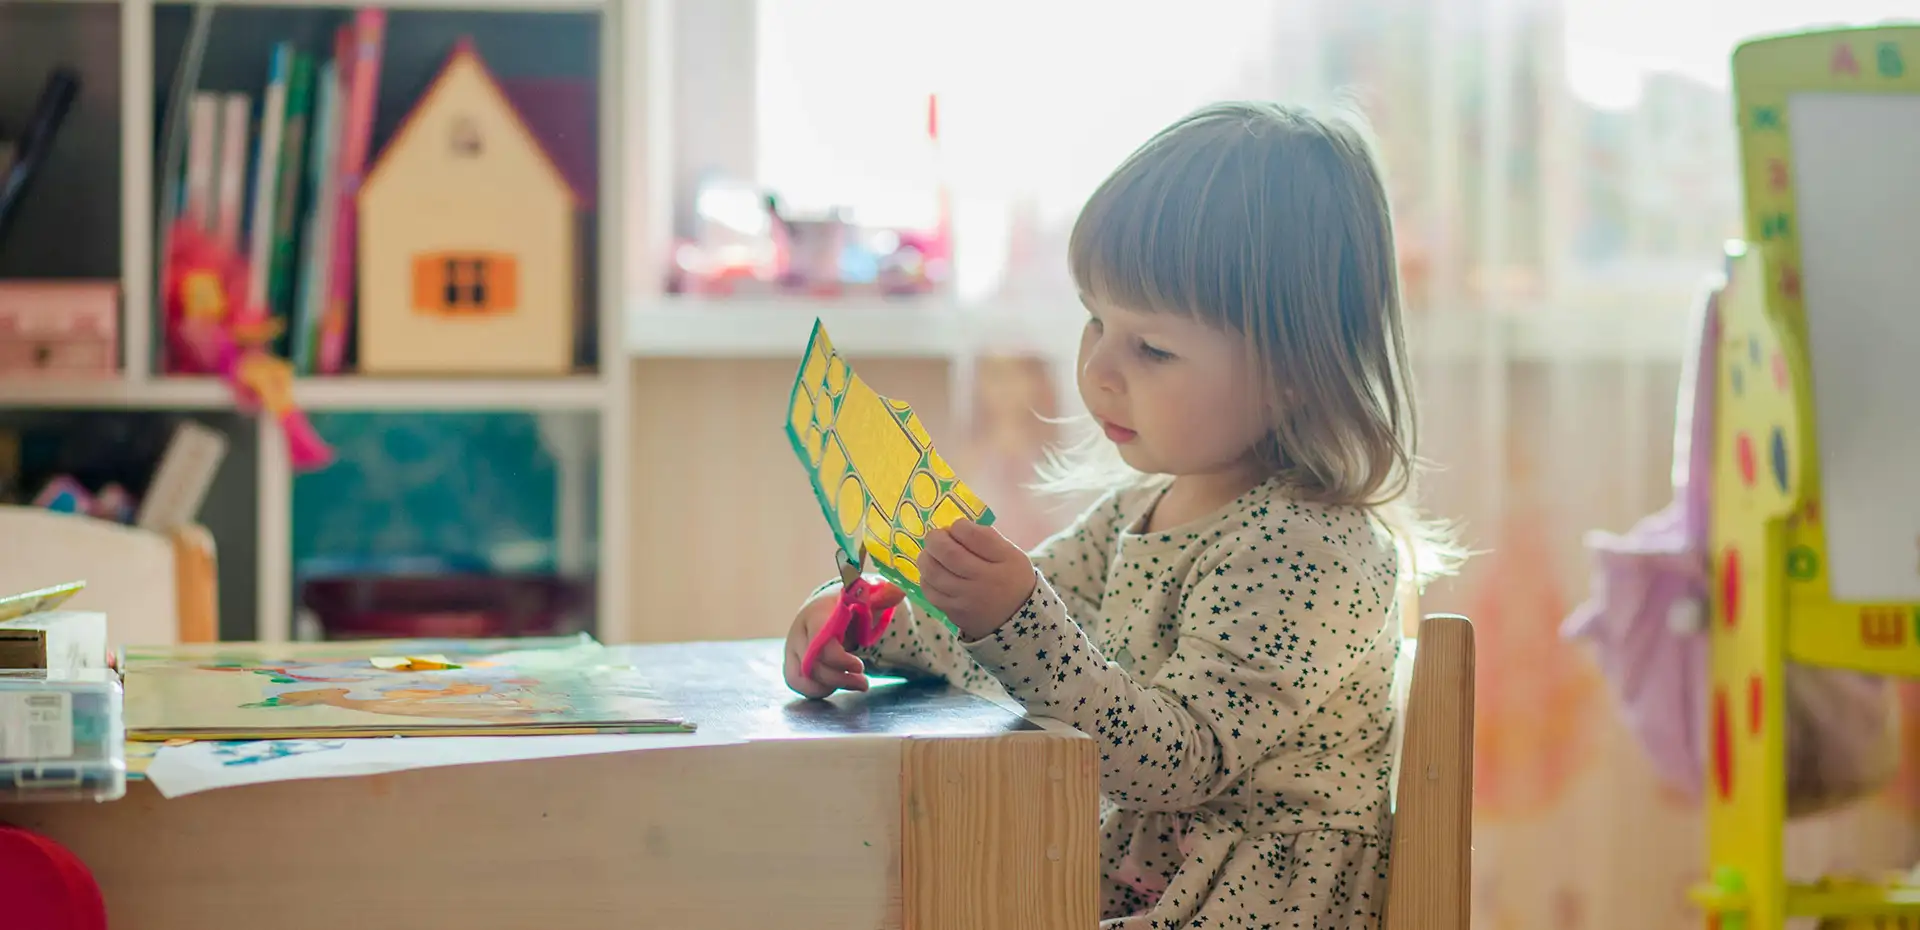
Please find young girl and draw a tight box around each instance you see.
[783,100,1458,929]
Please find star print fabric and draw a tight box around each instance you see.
[853,477,1402,928]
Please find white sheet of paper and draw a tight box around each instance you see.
[1788,91,1920,603]
[143,731,744,799]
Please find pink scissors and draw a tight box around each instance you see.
[799,548,906,679]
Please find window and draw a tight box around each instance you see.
[444,258,489,309]
[753,0,1280,304]
[412,252,518,316]
[730,0,1916,325]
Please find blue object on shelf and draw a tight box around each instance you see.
[291,412,565,575]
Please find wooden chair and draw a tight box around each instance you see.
[1385,613,1477,930]
[0,505,218,649]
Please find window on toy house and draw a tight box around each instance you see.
[412,252,518,316]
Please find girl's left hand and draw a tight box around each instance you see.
[919,520,1036,641]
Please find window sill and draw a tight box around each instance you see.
[626,295,1693,365]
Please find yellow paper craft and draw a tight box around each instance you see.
[785,319,994,620]
[0,581,85,622]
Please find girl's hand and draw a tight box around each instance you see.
[920,520,1036,641]
[783,586,868,699]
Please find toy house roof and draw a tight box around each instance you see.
[363,39,592,208]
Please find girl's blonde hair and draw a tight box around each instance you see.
[1037,100,1463,584]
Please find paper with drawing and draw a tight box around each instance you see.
[141,730,741,798]
[122,634,690,739]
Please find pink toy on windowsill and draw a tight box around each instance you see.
[163,220,334,473]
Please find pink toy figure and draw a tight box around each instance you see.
[164,220,334,473]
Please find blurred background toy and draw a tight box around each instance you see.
[163,219,333,472]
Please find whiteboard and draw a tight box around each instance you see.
[1788,91,1920,602]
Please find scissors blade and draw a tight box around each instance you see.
[836,547,863,587]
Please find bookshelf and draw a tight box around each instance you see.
[0,0,645,645]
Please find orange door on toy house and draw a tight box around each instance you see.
[412,252,520,316]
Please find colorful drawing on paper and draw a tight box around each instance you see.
[211,739,349,767]
[121,634,690,740]
[784,319,994,614]
[124,739,159,779]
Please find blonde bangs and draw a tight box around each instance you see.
[1067,110,1260,334]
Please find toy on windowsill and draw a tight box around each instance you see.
[164,220,333,473]
[667,88,953,302]
[665,178,787,297]
[667,186,952,300]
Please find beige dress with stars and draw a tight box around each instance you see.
[856,477,1401,929]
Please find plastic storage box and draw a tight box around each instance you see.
[0,667,125,802]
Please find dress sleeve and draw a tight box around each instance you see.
[851,490,1132,686]
[962,522,1400,811]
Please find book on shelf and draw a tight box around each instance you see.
[318,9,386,378]
[170,11,387,378]
[241,42,289,357]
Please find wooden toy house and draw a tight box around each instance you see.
[1693,24,1920,930]
[356,40,583,376]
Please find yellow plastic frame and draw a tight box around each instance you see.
[1697,23,1920,930]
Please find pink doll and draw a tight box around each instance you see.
[1562,259,1897,817]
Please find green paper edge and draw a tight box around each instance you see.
[783,318,996,631]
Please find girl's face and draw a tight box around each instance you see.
[1076,297,1272,481]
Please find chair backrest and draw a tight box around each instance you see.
[0,506,217,650]
[1385,613,1476,930]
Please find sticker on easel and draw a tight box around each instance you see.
[1858,606,1910,648]
[1879,41,1906,78]
[1786,546,1819,580]
[1832,43,1861,76]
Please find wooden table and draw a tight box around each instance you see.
[1,640,1100,930]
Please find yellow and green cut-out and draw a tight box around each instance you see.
[785,319,994,623]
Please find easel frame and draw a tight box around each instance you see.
[1697,23,1920,930]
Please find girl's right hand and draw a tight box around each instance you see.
[783,586,870,699]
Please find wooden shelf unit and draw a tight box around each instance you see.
[0,0,642,644]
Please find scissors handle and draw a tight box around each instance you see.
[799,575,903,680]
